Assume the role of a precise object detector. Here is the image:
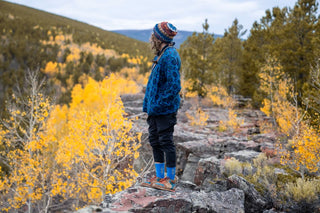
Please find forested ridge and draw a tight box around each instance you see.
[0,0,151,108]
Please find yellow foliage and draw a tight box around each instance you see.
[99,66,105,76]
[206,85,242,132]
[0,76,141,211]
[78,73,89,85]
[259,57,297,136]
[126,55,149,65]
[280,122,320,175]
[186,107,209,126]
[66,75,74,90]
[259,57,320,177]
[121,53,130,58]
[182,79,198,98]
[43,61,59,76]
[105,73,140,95]
[119,67,148,86]
[208,85,236,108]
[219,109,244,132]
[53,76,141,201]
[66,52,80,63]
[41,30,117,64]
[260,99,271,117]
[39,29,147,103]
[0,90,53,211]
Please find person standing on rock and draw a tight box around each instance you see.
[141,21,181,192]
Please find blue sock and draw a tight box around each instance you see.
[166,167,176,180]
[155,163,165,179]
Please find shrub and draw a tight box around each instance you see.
[285,178,320,203]
[223,157,243,176]
[219,109,244,132]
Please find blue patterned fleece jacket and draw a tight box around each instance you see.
[143,47,181,115]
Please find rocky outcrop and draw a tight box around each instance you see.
[99,185,245,213]
[122,93,278,213]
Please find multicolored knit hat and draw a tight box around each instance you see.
[153,22,177,43]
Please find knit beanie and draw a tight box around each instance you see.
[153,22,177,43]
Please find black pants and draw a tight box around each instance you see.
[147,112,177,168]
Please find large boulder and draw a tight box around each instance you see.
[180,154,201,182]
[193,156,221,186]
[227,175,270,213]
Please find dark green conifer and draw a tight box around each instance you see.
[180,19,215,100]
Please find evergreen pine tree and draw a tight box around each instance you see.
[213,19,246,94]
[242,1,319,105]
[180,19,215,100]
[284,0,318,98]
[241,7,287,104]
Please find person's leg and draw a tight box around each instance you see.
[155,113,177,180]
[151,113,177,191]
[147,115,165,178]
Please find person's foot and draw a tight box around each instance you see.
[140,176,160,188]
[152,177,176,192]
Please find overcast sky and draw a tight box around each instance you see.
[6,0,300,36]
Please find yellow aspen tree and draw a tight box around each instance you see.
[0,70,54,212]
[281,122,320,178]
[259,57,301,136]
[259,57,284,119]
[259,57,320,178]
[51,77,141,204]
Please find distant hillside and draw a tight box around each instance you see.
[112,29,223,48]
[0,0,152,110]
[0,1,150,57]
